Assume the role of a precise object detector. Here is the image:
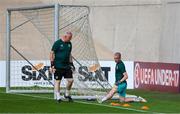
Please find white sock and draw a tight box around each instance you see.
[65,90,70,96]
[56,92,61,100]
[134,97,139,102]
[102,96,107,102]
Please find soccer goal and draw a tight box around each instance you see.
[6,4,113,99]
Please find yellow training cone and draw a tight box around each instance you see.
[122,103,131,107]
[141,106,149,110]
[110,102,121,106]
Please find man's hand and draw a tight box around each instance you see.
[49,66,56,73]
[115,81,121,86]
[69,62,75,72]
[50,61,56,73]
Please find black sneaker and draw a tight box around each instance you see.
[64,94,73,102]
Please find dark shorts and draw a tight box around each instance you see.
[54,68,73,80]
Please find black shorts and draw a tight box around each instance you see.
[54,68,73,80]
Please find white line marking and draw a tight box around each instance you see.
[0,92,150,113]
[75,101,148,113]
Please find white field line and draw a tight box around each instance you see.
[75,101,148,113]
[0,92,152,113]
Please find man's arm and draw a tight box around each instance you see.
[115,72,128,85]
[119,63,128,83]
[50,51,55,61]
[50,51,55,71]
[50,40,57,66]
[120,72,128,83]
[69,54,75,71]
[69,54,73,63]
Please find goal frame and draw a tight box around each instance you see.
[5,4,90,94]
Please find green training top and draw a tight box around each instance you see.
[115,60,127,83]
[51,39,72,69]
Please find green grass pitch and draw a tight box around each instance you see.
[0,88,180,113]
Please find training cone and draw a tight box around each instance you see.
[141,106,149,110]
[122,103,131,107]
[110,102,121,106]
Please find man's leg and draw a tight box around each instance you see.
[65,79,74,97]
[119,95,147,102]
[99,85,117,103]
[55,80,61,100]
[64,69,74,101]
[54,69,63,102]
[119,96,135,102]
[118,83,147,102]
[117,82,133,102]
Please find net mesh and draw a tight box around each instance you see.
[8,5,112,99]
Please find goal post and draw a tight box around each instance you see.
[6,4,114,99]
[6,4,56,94]
[6,8,11,93]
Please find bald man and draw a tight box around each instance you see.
[97,52,146,103]
[50,32,75,102]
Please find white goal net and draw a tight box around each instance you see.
[6,4,112,99]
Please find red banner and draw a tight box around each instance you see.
[134,62,180,93]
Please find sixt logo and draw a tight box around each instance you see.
[21,63,111,81]
[21,63,52,81]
